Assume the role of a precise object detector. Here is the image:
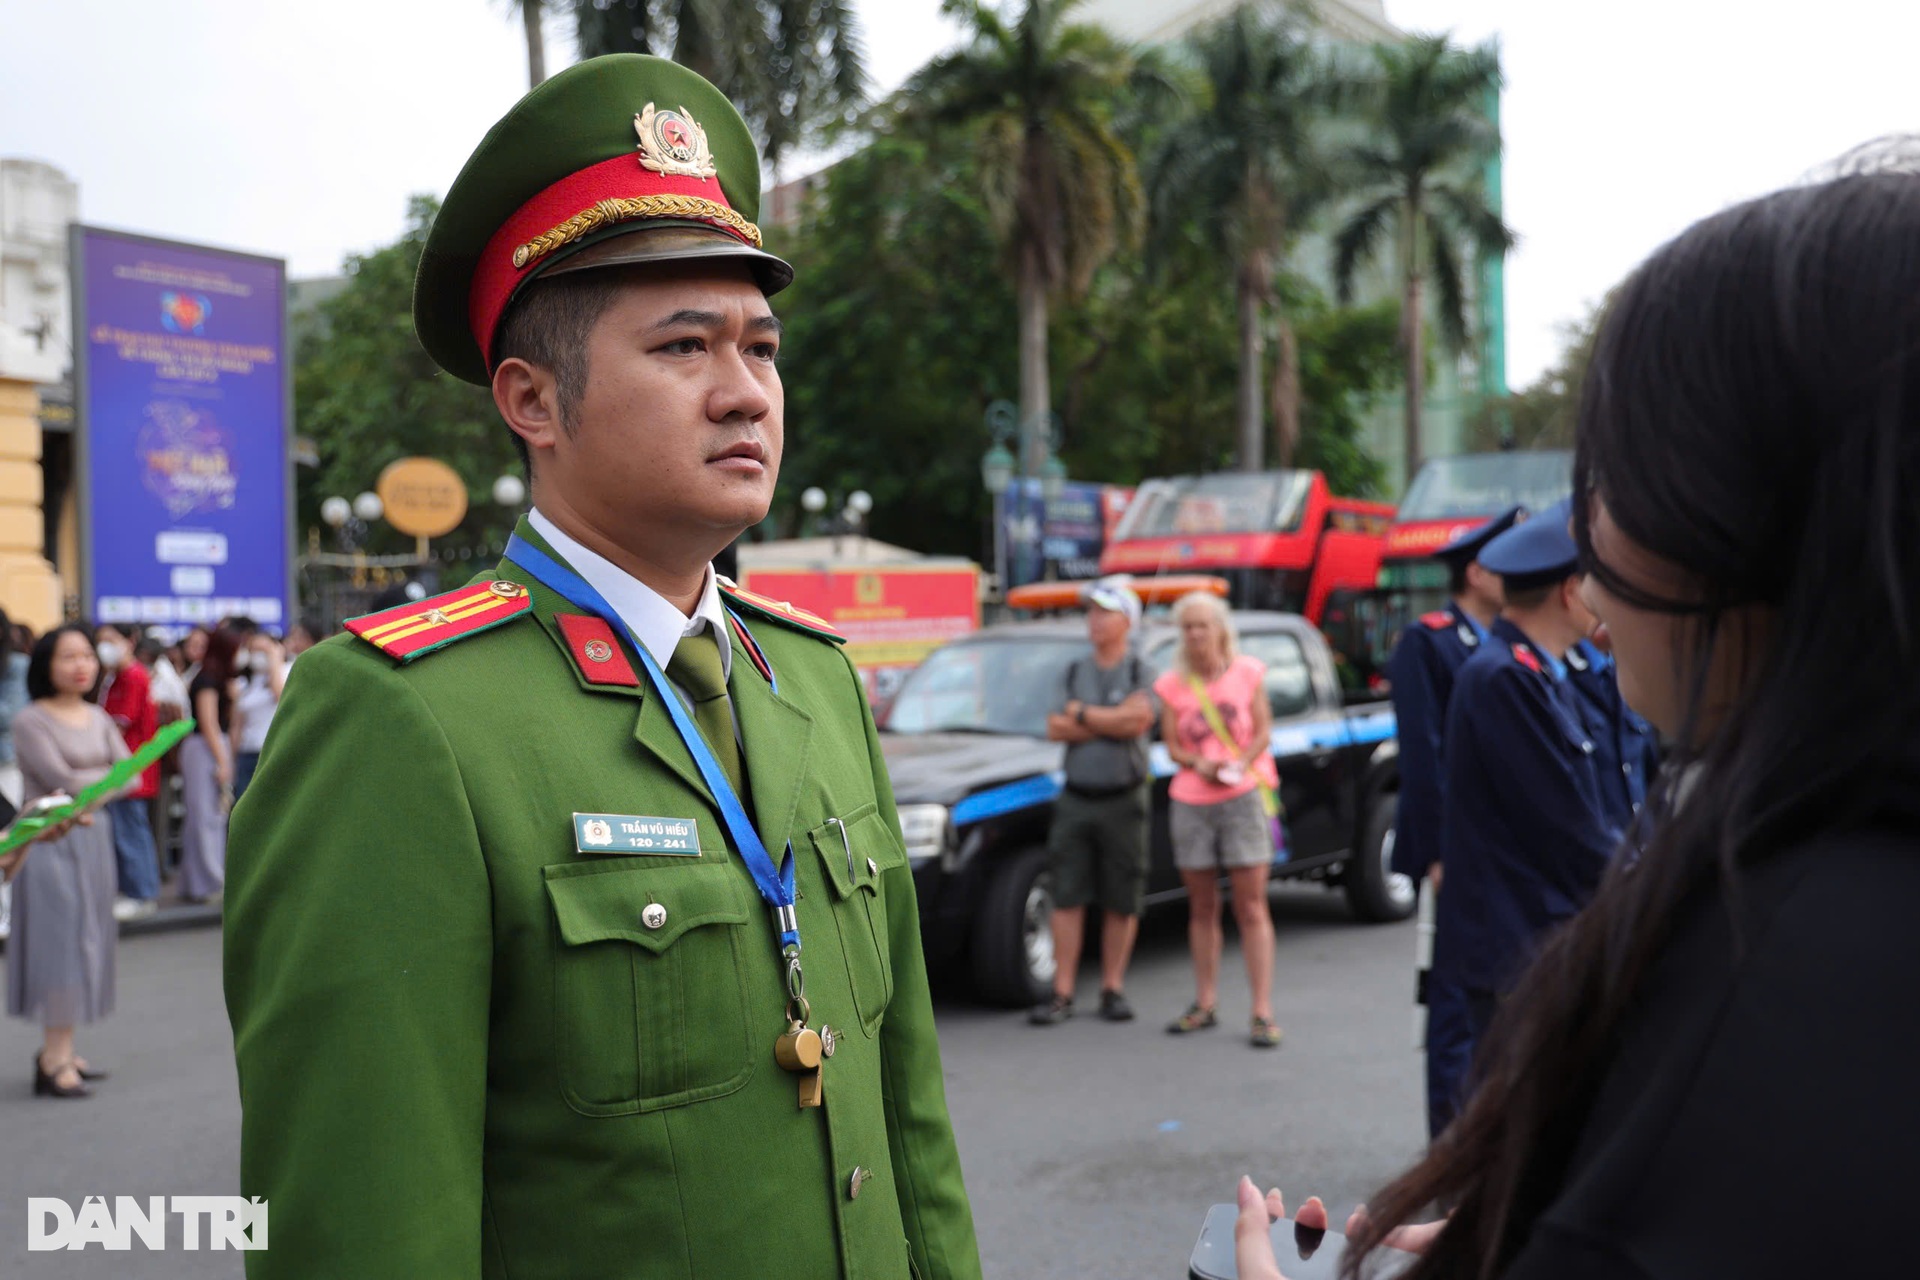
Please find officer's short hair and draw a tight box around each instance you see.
[1447,560,1471,595]
[493,270,628,471]
[1501,581,1558,610]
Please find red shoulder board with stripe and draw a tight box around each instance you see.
[346,580,532,663]
[717,579,845,643]
[1511,644,1543,673]
[1420,611,1453,630]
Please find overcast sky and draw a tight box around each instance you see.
[4,0,1915,387]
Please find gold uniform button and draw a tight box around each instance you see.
[489,580,526,598]
[642,902,668,930]
[820,1025,837,1058]
[848,1167,870,1199]
[866,857,878,877]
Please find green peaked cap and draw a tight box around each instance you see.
[414,54,788,386]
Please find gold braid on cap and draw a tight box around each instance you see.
[511,196,763,269]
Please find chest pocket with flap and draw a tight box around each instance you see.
[807,802,910,1037]
[543,860,754,1116]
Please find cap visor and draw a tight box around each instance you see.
[538,222,793,294]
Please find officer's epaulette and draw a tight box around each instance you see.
[717,577,845,643]
[345,580,532,663]
[1420,611,1454,630]
[1511,644,1543,674]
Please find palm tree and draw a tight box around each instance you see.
[900,0,1159,477]
[1330,34,1514,479]
[572,0,867,174]
[503,0,548,87]
[1150,5,1329,471]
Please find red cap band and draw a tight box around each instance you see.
[469,153,753,371]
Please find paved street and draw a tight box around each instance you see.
[0,884,1423,1278]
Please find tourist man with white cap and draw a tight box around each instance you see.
[1031,577,1157,1025]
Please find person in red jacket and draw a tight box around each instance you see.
[95,625,160,920]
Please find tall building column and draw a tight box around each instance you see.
[0,376,64,630]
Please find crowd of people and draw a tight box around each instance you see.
[0,611,325,1099]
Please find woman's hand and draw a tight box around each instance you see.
[0,811,93,882]
[216,755,235,788]
[1234,1176,1327,1280]
[1343,1204,1448,1255]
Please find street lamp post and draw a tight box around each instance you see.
[983,401,1070,596]
[799,485,874,556]
[981,402,1018,601]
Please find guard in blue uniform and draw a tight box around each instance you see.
[1385,505,1520,1139]
[1566,636,1662,826]
[1432,500,1624,1109]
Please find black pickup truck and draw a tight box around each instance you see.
[877,611,1407,1006]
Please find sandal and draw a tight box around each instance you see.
[1167,1003,1218,1034]
[1250,1016,1284,1049]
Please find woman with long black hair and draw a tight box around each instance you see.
[1235,173,1920,1277]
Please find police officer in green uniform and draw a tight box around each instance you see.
[224,55,982,1280]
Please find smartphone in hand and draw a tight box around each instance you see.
[1189,1205,1417,1280]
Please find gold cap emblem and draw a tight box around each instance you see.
[634,103,717,181]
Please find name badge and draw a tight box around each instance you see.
[573,812,702,856]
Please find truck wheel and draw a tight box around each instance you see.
[1345,792,1417,922]
[971,845,1056,1007]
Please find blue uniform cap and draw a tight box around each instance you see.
[1433,504,1525,566]
[1480,497,1578,588]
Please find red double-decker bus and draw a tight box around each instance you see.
[1096,470,1395,624]
[1316,450,1575,690]
[1376,449,1573,610]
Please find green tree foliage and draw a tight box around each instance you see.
[897,0,1163,478]
[1147,5,1331,471]
[571,0,867,171]
[772,127,1400,560]
[1330,34,1514,479]
[772,136,1016,560]
[293,197,521,557]
[1292,295,1396,496]
[1466,304,1601,452]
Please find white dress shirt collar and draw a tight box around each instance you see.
[528,508,731,680]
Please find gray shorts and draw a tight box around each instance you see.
[1170,790,1273,873]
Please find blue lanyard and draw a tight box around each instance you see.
[505,535,801,954]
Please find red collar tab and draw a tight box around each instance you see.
[1511,644,1543,673]
[470,152,759,372]
[730,613,773,684]
[1420,611,1453,630]
[717,580,845,643]
[346,581,531,663]
[556,613,640,687]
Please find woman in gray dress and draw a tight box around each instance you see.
[3,625,128,1098]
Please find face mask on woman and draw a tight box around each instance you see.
[97,641,126,669]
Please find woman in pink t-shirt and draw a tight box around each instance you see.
[1153,592,1282,1047]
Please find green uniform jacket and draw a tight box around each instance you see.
[224,523,982,1279]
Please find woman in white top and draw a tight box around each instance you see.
[231,631,289,801]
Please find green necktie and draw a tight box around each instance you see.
[666,631,747,802]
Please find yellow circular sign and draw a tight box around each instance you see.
[376,457,469,538]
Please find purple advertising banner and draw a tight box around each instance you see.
[75,228,289,630]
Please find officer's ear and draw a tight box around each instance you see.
[492,357,565,462]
